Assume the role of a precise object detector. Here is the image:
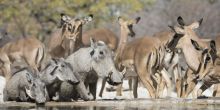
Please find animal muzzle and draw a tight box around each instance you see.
[106,71,122,86]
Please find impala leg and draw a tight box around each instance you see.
[139,76,156,98]
[116,84,123,96]
[213,84,220,97]
[160,68,172,97]
[128,77,132,90]
[173,66,181,98]
[197,82,212,97]
[133,76,138,98]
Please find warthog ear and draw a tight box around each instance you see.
[26,72,33,84]
[191,39,203,51]
[177,16,185,26]
[90,37,97,48]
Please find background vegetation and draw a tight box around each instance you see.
[0,0,220,43]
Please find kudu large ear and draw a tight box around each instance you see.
[191,39,203,51]
[177,16,185,26]
[189,18,203,29]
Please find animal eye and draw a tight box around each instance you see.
[206,56,211,61]
[61,64,65,67]
[99,51,104,55]
[166,48,171,53]
[33,83,36,87]
[128,25,133,28]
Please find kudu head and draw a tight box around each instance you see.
[118,16,141,37]
[191,39,217,80]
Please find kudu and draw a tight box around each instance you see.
[99,16,141,98]
[0,36,45,81]
[48,14,93,58]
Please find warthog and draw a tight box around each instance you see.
[4,68,47,104]
[39,58,79,101]
[60,38,124,101]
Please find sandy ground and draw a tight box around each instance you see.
[96,78,214,99]
[0,78,218,110]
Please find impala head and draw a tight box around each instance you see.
[89,38,124,85]
[25,71,47,104]
[60,13,93,40]
[168,16,203,49]
[118,16,141,37]
[40,58,79,85]
[191,39,217,80]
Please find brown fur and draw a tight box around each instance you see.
[82,28,118,50]
[0,37,45,80]
[48,14,92,58]
[134,37,161,98]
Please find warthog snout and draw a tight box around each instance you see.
[106,71,122,86]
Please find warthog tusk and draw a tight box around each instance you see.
[25,86,34,99]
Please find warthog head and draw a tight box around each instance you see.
[25,71,47,104]
[89,38,125,85]
[40,58,79,85]
[118,16,141,37]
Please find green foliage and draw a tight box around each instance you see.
[0,0,155,41]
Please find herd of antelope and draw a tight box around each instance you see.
[0,13,220,104]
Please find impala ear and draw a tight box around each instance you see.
[59,13,71,28]
[177,16,185,26]
[90,37,97,48]
[210,40,216,53]
[189,18,203,29]
[135,17,141,24]
[168,25,185,35]
[191,39,203,51]
[82,14,93,24]
[118,16,124,25]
